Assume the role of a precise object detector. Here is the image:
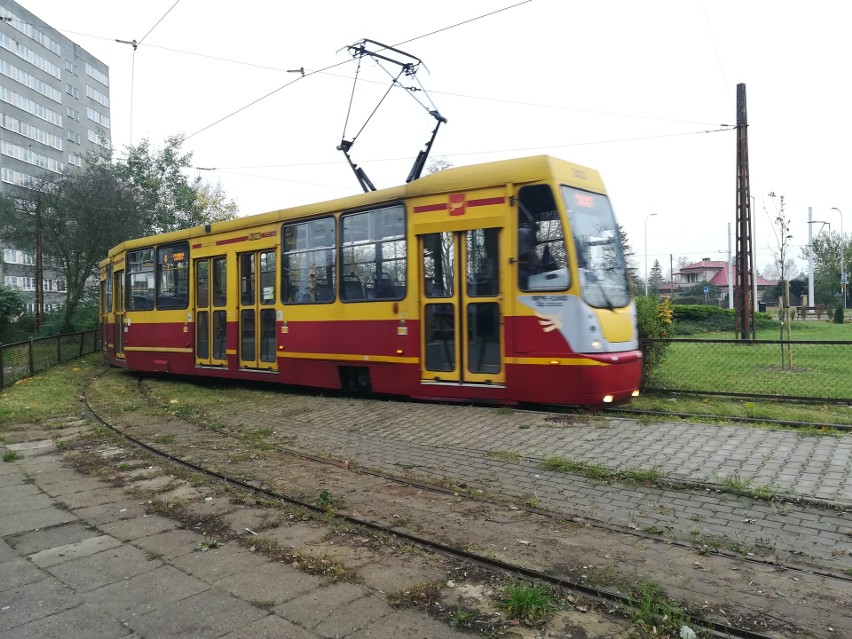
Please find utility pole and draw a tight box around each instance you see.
[734,83,755,340]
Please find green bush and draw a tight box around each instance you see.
[636,296,672,377]
[834,303,845,324]
[669,304,778,335]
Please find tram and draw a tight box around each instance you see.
[99,155,642,407]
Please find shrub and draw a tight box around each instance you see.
[834,303,845,324]
[636,296,672,377]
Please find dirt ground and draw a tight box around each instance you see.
[56,370,852,638]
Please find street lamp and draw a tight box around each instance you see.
[831,207,845,310]
[644,213,658,296]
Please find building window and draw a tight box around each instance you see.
[85,63,109,87]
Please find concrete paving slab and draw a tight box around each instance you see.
[0,471,25,488]
[0,492,55,516]
[218,613,320,639]
[212,561,322,605]
[45,544,162,592]
[85,564,210,618]
[37,475,105,498]
[131,528,204,560]
[5,521,96,556]
[18,468,81,487]
[69,500,147,526]
[0,504,77,536]
[170,541,270,582]
[125,588,268,638]
[0,556,49,592]
[1,602,132,639]
[356,557,447,594]
[52,487,128,510]
[0,577,77,632]
[348,608,471,638]
[127,474,177,491]
[258,521,328,549]
[29,534,123,568]
[97,513,176,541]
[312,592,395,638]
[273,582,368,629]
[5,440,55,454]
[0,538,18,562]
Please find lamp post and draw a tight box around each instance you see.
[831,207,845,310]
[644,213,658,296]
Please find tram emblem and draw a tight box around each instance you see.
[448,193,466,216]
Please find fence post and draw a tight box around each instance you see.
[0,344,5,390]
[57,335,61,364]
[80,331,85,357]
[28,339,34,377]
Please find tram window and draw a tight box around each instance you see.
[240,254,255,305]
[282,218,336,304]
[466,228,499,297]
[517,185,570,292]
[156,242,189,309]
[212,257,227,307]
[105,264,112,312]
[260,251,276,305]
[341,205,406,301]
[126,248,154,310]
[196,260,209,308]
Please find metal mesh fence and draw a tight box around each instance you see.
[0,330,100,389]
[641,338,852,401]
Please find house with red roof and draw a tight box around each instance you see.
[659,258,778,303]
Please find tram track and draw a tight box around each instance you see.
[77,371,852,639]
[130,378,852,586]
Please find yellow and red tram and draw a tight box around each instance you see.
[99,155,641,407]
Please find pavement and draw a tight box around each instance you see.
[1,432,470,639]
[1,388,851,638]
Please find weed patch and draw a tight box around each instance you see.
[499,583,558,625]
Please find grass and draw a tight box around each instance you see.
[644,338,852,400]
[624,393,852,429]
[627,581,688,636]
[715,473,778,501]
[539,456,660,485]
[3,450,21,462]
[0,357,103,426]
[499,583,558,625]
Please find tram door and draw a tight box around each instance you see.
[238,250,277,371]
[113,270,125,360]
[420,228,504,384]
[195,256,228,367]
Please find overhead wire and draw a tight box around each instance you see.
[186,0,535,140]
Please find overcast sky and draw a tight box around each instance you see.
[20,0,852,278]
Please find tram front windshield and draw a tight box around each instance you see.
[561,186,630,310]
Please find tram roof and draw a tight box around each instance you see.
[107,155,605,258]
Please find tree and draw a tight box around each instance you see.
[802,229,848,307]
[0,284,26,339]
[648,259,664,294]
[617,225,642,294]
[115,135,238,234]
[425,156,452,174]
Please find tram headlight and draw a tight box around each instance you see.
[602,394,614,403]
[591,340,602,350]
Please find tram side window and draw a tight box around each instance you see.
[157,242,190,309]
[282,217,336,304]
[126,248,155,310]
[105,265,112,312]
[517,185,570,292]
[341,205,406,301]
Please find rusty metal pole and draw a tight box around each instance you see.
[735,83,755,340]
